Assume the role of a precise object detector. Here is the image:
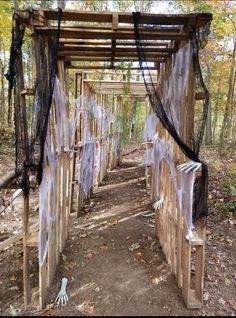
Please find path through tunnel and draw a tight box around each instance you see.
[44,147,190,316]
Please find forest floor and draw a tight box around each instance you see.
[0,144,235,316]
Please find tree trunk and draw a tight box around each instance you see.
[219,38,236,152]
[0,57,5,128]
[204,63,212,145]
[212,73,223,145]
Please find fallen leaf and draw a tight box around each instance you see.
[111,219,118,226]
[99,245,108,251]
[203,292,209,301]
[218,298,226,305]
[228,300,236,311]
[224,277,230,285]
[152,276,163,285]
[77,301,94,315]
[9,275,17,281]
[65,261,77,270]
[136,251,142,257]
[128,243,140,251]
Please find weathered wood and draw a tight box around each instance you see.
[0,223,38,252]
[60,39,170,47]
[66,65,158,71]
[59,51,171,59]
[63,56,166,63]
[41,9,212,28]
[59,46,175,53]
[35,26,190,41]
[0,169,22,189]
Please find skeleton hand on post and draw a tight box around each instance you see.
[152,197,164,210]
[55,277,69,306]
[176,161,202,173]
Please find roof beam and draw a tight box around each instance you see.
[35,27,190,41]
[58,51,170,58]
[59,46,175,53]
[63,56,166,62]
[59,39,170,47]
[66,65,158,70]
[41,9,212,28]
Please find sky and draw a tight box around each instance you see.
[63,0,174,13]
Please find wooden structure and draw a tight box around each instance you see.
[0,8,212,311]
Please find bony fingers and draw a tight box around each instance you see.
[193,164,201,172]
[184,164,195,173]
[177,162,191,169]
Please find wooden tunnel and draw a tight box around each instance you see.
[0,8,212,311]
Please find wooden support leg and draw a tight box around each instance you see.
[23,191,31,308]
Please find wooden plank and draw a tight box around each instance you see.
[60,154,65,252]
[58,25,181,33]
[60,39,170,47]
[39,253,47,309]
[36,27,190,41]
[0,223,38,251]
[65,154,70,240]
[66,65,158,70]
[59,46,175,53]
[195,91,206,100]
[194,217,206,304]
[23,192,31,307]
[64,56,166,62]
[182,224,191,307]
[42,9,212,28]
[26,230,38,247]
[47,184,56,286]
[69,73,79,215]
[59,51,170,58]
[56,157,61,263]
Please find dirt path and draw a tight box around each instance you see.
[38,149,201,316]
[1,147,235,316]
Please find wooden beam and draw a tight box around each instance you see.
[59,51,170,58]
[0,170,22,189]
[35,27,190,41]
[0,223,39,252]
[60,39,170,47]
[63,56,166,62]
[59,46,175,53]
[195,92,206,100]
[41,9,212,28]
[54,24,181,33]
[66,65,158,70]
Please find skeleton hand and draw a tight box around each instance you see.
[55,277,69,306]
[153,197,163,210]
[176,161,201,173]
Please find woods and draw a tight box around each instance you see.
[0,0,235,150]
[0,1,235,316]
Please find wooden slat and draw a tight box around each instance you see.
[66,65,158,70]
[42,9,212,28]
[59,51,170,58]
[64,56,166,62]
[59,46,175,53]
[0,223,38,252]
[58,25,181,33]
[35,27,190,41]
[60,39,170,47]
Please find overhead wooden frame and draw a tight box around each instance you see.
[15,9,212,70]
[84,79,148,98]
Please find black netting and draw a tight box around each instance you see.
[133,12,209,222]
[5,8,62,195]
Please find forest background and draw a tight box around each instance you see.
[0,0,235,151]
